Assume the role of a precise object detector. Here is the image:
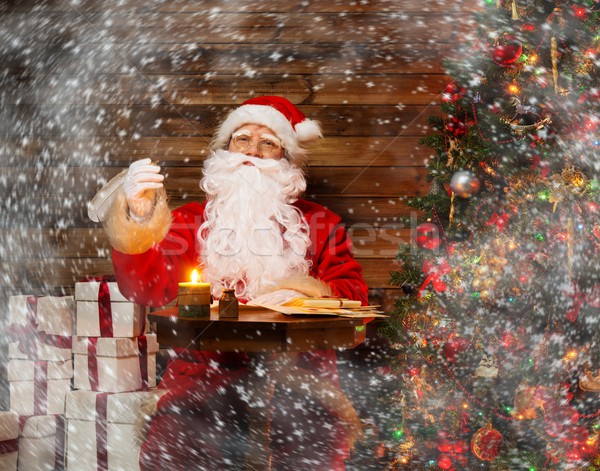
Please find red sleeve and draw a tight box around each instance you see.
[111,202,205,307]
[300,201,369,305]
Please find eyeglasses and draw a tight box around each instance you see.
[230,133,283,158]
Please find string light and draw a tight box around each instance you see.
[563,349,579,362]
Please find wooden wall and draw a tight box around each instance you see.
[0,0,477,318]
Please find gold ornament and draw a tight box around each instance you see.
[561,166,587,190]
[483,277,497,290]
[551,36,560,94]
[546,166,589,211]
[472,277,483,290]
[513,384,547,419]
[578,364,600,392]
[550,35,570,96]
[511,0,519,19]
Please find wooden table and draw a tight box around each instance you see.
[148,306,370,470]
[148,306,368,353]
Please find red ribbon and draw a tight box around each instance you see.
[6,296,72,359]
[87,338,100,392]
[98,281,114,338]
[418,259,451,298]
[80,275,146,337]
[0,438,18,455]
[95,393,111,471]
[565,284,600,322]
[54,414,66,470]
[87,336,149,392]
[485,212,509,231]
[33,361,48,415]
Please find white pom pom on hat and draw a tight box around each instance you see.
[210,96,322,164]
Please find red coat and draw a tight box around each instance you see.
[111,198,369,470]
[112,198,368,306]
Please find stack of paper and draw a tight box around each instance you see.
[255,297,386,317]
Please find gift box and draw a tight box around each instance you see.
[75,281,147,338]
[73,335,158,393]
[18,415,66,471]
[0,411,19,471]
[8,359,73,416]
[65,389,165,471]
[8,295,73,361]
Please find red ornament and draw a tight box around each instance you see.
[488,35,523,66]
[443,336,469,363]
[442,82,466,102]
[437,454,453,469]
[444,115,470,137]
[564,425,589,444]
[414,222,442,250]
[565,448,582,462]
[545,405,580,426]
[471,425,503,461]
[545,420,563,437]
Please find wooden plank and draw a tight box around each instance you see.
[0,136,434,168]
[0,11,471,45]
[2,195,421,228]
[135,75,449,107]
[124,43,448,75]
[2,74,449,107]
[0,104,434,137]
[2,256,399,292]
[0,0,480,14]
[1,43,448,75]
[0,166,428,198]
[0,226,411,260]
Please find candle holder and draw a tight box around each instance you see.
[178,274,211,318]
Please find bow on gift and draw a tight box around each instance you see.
[418,258,451,299]
[486,212,509,231]
[437,439,469,468]
[564,284,600,322]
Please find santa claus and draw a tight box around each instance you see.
[89,96,369,470]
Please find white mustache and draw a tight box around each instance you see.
[210,150,287,174]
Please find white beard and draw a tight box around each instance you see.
[197,149,311,300]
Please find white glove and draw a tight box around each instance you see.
[248,289,305,306]
[123,158,164,221]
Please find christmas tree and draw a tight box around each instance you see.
[380,0,600,469]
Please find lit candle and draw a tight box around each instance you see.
[177,269,211,317]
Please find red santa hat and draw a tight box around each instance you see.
[210,96,322,164]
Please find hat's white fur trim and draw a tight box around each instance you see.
[210,104,321,164]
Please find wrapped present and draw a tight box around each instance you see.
[73,335,158,393]
[8,295,73,361]
[75,281,147,338]
[18,415,66,471]
[0,411,19,471]
[8,359,73,416]
[65,389,165,471]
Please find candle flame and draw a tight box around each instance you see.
[191,269,199,283]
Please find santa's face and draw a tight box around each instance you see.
[197,134,310,301]
[227,124,286,161]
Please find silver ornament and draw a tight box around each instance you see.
[449,170,481,198]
